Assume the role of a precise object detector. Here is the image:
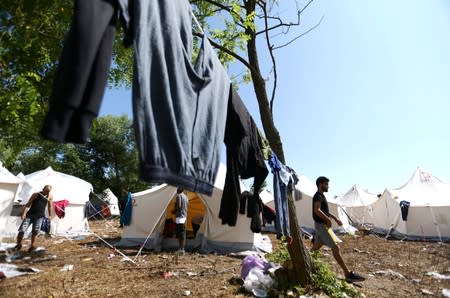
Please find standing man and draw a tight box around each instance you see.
[14,185,53,252]
[172,187,188,255]
[312,177,365,282]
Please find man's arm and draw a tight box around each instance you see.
[171,196,180,215]
[328,213,343,226]
[21,193,37,219]
[47,194,53,219]
[313,200,332,227]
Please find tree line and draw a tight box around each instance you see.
[3,115,148,202]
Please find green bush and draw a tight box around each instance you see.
[266,240,360,297]
[311,251,359,298]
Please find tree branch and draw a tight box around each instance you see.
[262,2,278,114]
[193,32,258,75]
[272,15,323,50]
[255,0,315,36]
[191,0,245,24]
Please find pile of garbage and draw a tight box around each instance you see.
[240,254,279,297]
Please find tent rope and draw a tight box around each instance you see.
[133,190,177,262]
[89,229,136,264]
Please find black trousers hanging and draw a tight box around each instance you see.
[42,0,117,143]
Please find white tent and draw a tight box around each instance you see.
[118,164,272,253]
[372,168,450,241]
[0,162,22,241]
[103,188,120,216]
[266,175,349,232]
[14,167,93,235]
[336,185,380,226]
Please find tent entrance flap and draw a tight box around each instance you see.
[163,192,206,240]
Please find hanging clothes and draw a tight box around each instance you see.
[120,192,133,226]
[269,154,291,239]
[42,0,121,143]
[399,200,410,221]
[249,194,263,233]
[219,85,269,226]
[53,200,70,219]
[239,191,252,215]
[131,0,230,195]
[40,218,51,234]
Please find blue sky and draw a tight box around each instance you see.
[100,0,450,197]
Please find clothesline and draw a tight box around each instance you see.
[191,11,204,35]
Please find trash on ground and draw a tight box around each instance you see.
[60,264,74,272]
[252,288,268,298]
[420,289,434,295]
[425,271,450,280]
[353,248,369,254]
[0,243,16,252]
[374,269,405,279]
[162,271,170,279]
[442,288,450,298]
[182,290,191,296]
[241,255,271,280]
[0,263,41,278]
[243,267,275,293]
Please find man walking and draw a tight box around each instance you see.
[312,177,365,282]
[14,185,53,252]
[172,187,188,255]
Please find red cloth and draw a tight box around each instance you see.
[54,200,70,218]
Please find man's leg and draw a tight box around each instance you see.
[179,237,185,250]
[16,232,24,247]
[30,232,38,249]
[331,245,350,276]
[29,217,44,251]
[15,218,31,250]
[180,224,186,250]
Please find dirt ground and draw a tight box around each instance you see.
[1,220,449,298]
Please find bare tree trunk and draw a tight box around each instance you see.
[286,186,313,285]
[244,0,312,286]
[244,0,285,164]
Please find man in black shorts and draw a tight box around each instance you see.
[312,176,365,283]
[14,185,53,252]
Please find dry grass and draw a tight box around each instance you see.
[1,220,449,297]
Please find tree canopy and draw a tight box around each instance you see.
[10,115,147,200]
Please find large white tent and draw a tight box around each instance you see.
[118,164,272,253]
[12,167,93,236]
[0,162,23,241]
[336,185,380,226]
[371,168,450,241]
[266,175,349,232]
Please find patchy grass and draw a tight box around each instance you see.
[1,220,449,297]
